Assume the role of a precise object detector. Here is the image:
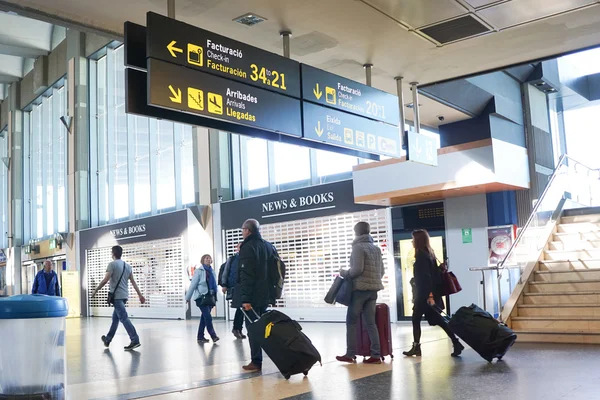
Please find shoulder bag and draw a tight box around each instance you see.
[107,261,127,306]
[197,268,217,307]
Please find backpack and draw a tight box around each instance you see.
[266,241,286,300]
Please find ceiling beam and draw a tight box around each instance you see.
[0,43,48,58]
[0,73,19,84]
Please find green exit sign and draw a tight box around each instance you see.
[49,239,56,250]
[24,245,31,254]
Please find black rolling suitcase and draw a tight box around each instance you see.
[449,304,517,362]
[243,309,322,379]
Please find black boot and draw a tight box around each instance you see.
[451,340,464,357]
[403,343,422,357]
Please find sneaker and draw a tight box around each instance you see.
[363,357,382,364]
[124,342,140,351]
[101,335,110,348]
[336,355,357,364]
[242,362,262,372]
[232,329,242,339]
[197,338,210,344]
[212,336,220,343]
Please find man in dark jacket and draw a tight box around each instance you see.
[32,261,61,296]
[336,221,385,365]
[239,218,274,372]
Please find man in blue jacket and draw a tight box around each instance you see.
[32,260,61,296]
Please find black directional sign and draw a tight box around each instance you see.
[148,58,302,137]
[302,102,401,157]
[146,12,301,98]
[301,64,400,126]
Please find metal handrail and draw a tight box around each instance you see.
[496,154,597,279]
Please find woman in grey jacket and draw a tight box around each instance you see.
[185,255,219,344]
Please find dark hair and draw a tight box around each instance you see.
[201,254,212,265]
[243,219,260,234]
[112,245,123,259]
[412,229,435,258]
[354,221,370,236]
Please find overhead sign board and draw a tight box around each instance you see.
[146,12,301,98]
[407,131,438,166]
[302,102,401,157]
[148,59,302,137]
[301,64,399,126]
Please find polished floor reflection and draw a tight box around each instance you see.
[64,317,600,400]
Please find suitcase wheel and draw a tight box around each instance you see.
[284,374,291,380]
[303,370,309,377]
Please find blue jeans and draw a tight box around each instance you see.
[198,305,217,339]
[107,299,139,344]
[244,307,267,366]
[346,290,380,358]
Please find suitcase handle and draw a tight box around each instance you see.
[240,307,261,323]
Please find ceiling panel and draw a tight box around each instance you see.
[362,0,467,28]
[465,0,508,9]
[477,0,597,29]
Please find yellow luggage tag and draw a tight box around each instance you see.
[265,322,275,338]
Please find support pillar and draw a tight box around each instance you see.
[7,82,22,295]
[167,0,176,19]
[192,126,211,206]
[364,64,372,87]
[410,82,421,133]
[280,31,291,59]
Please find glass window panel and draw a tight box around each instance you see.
[55,87,67,232]
[42,96,54,236]
[241,137,268,191]
[133,115,151,214]
[273,142,310,185]
[31,105,44,239]
[156,120,175,210]
[96,56,109,224]
[316,150,358,177]
[178,124,195,205]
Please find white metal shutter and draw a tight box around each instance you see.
[87,236,185,319]
[224,209,391,321]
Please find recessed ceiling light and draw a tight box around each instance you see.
[233,13,267,26]
[544,88,557,93]
[405,103,422,109]
[534,82,545,87]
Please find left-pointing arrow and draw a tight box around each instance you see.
[167,40,183,58]
[169,85,182,104]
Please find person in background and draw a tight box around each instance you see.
[403,229,464,358]
[219,243,247,339]
[32,260,61,296]
[91,245,146,351]
[239,219,275,372]
[186,254,220,344]
[336,221,385,365]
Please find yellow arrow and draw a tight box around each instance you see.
[315,121,324,137]
[167,40,183,58]
[168,85,182,104]
[313,83,323,100]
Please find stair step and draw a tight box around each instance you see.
[561,214,600,224]
[544,249,600,260]
[557,222,600,234]
[512,316,600,331]
[514,330,600,344]
[548,240,600,251]
[517,305,600,318]
[553,232,600,242]
[534,269,600,282]
[523,291,600,305]
[528,280,600,293]
[538,259,600,271]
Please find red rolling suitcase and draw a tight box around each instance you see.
[356,303,393,360]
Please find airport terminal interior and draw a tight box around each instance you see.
[2,0,600,399]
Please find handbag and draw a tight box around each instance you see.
[107,261,127,306]
[196,268,217,307]
[335,276,353,306]
[438,259,462,296]
[324,276,344,304]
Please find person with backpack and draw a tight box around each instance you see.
[238,218,277,372]
[403,229,464,358]
[218,244,247,339]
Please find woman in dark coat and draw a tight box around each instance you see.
[403,229,464,357]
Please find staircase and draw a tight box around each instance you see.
[511,212,600,344]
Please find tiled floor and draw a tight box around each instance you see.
[60,316,600,400]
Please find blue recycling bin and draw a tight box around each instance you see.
[0,295,68,399]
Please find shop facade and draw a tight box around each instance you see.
[79,208,215,320]
[219,180,396,322]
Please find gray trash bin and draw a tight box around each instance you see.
[0,294,68,399]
